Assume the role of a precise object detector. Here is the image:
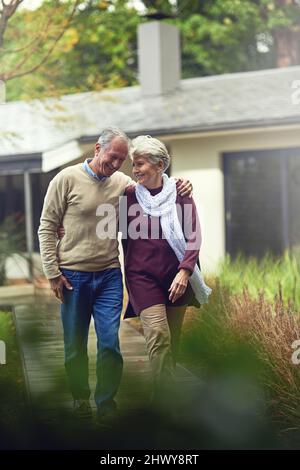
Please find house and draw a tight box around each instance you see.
[1,20,300,277]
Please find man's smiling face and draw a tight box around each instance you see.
[95,137,129,177]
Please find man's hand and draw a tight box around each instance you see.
[175,178,193,197]
[168,269,190,303]
[57,226,65,239]
[49,274,73,303]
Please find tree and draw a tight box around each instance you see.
[0,0,79,83]
[5,0,141,100]
[137,0,300,75]
[150,0,300,76]
[4,0,300,101]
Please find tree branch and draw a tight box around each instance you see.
[0,0,23,48]
[0,13,55,55]
[0,34,43,54]
[0,0,80,81]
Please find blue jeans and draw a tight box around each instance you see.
[60,267,123,410]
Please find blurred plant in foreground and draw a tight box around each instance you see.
[182,276,300,447]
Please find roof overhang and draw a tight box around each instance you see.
[1,116,300,175]
[42,140,83,172]
[78,116,300,144]
[0,153,41,174]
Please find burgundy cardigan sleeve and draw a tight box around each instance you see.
[119,185,135,253]
[176,195,202,274]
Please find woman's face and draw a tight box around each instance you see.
[132,155,163,187]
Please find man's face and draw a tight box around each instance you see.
[95,137,128,177]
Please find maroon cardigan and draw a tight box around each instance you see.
[121,185,201,317]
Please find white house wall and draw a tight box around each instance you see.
[168,137,224,276]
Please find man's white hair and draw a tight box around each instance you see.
[130,135,170,172]
[97,127,131,150]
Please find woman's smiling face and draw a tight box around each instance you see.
[132,155,163,188]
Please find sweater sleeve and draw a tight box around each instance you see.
[119,185,136,253]
[177,196,202,274]
[37,172,69,279]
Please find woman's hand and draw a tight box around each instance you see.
[168,269,190,303]
[175,178,193,197]
[57,226,65,239]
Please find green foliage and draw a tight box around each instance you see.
[5,0,141,100]
[177,0,282,77]
[181,281,266,379]
[181,278,300,440]
[1,1,77,79]
[5,0,300,100]
[217,251,300,310]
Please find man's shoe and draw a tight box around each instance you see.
[73,399,92,419]
[96,402,117,426]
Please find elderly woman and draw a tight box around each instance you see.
[122,135,211,405]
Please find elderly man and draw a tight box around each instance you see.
[38,127,191,421]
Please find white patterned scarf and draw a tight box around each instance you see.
[135,173,212,304]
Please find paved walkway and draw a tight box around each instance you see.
[12,297,200,423]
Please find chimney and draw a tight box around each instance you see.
[274,28,300,67]
[138,21,181,97]
[274,0,300,67]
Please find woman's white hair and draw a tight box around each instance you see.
[130,135,170,172]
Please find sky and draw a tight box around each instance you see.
[21,0,43,10]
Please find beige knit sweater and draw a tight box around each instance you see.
[38,163,132,279]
